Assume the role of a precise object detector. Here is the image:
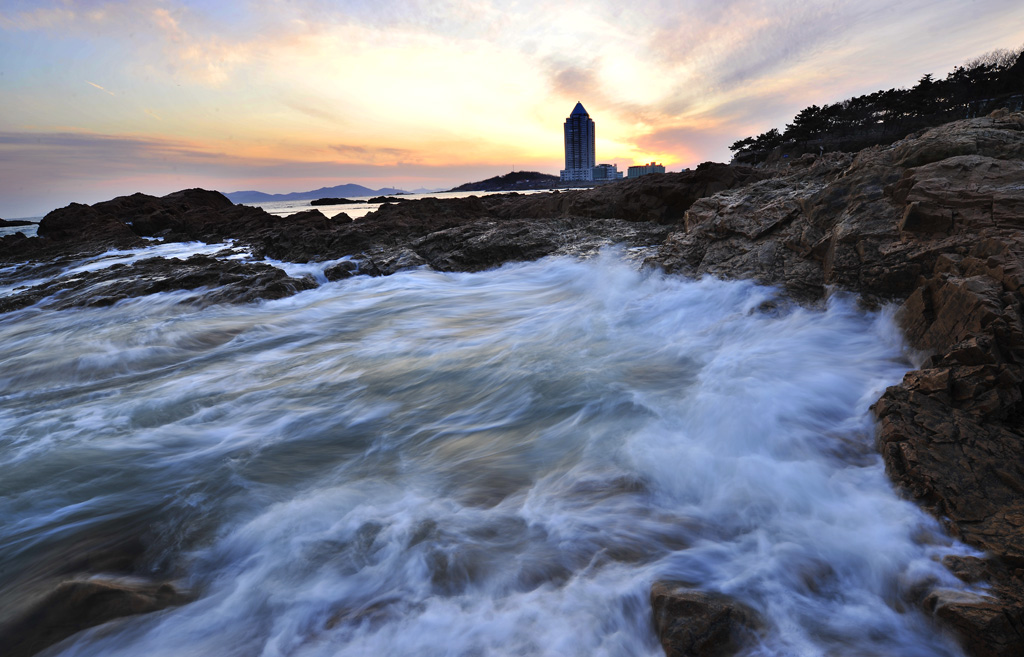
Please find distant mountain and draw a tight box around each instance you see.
[226,184,407,204]
[448,171,560,193]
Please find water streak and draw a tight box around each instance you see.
[0,251,973,656]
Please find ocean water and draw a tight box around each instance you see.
[0,248,976,656]
[0,221,39,238]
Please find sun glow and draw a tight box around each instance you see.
[1,0,1023,216]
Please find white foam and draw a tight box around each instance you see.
[0,252,973,656]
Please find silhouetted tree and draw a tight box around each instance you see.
[728,137,756,152]
[730,44,1024,159]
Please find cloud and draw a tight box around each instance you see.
[0,4,76,30]
[3,0,1024,217]
[2,1,256,86]
[631,125,742,165]
[85,80,115,96]
[284,101,342,124]
[329,144,417,164]
[546,61,601,100]
[0,130,527,217]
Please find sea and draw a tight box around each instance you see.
[0,203,983,656]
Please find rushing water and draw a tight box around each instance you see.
[0,249,975,656]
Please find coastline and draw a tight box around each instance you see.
[2,111,1024,657]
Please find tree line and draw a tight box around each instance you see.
[730,46,1024,159]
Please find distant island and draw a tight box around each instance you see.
[448,171,561,192]
[226,184,408,204]
[310,195,409,206]
[228,173,575,205]
[309,197,362,206]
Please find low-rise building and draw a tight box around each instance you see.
[592,163,623,181]
[627,162,666,178]
[560,167,594,182]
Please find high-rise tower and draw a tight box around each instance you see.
[560,102,595,182]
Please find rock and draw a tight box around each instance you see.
[0,217,36,227]
[37,201,143,247]
[650,582,762,657]
[0,254,318,314]
[0,577,194,657]
[490,163,770,225]
[925,583,1024,657]
[310,197,361,205]
[323,260,360,280]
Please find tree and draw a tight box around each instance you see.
[729,137,756,153]
[752,128,783,151]
[724,41,1023,157]
[785,105,827,141]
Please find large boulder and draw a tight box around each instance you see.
[0,577,193,657]
[650,582,763,657]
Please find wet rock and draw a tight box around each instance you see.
[924,586,1024,657]
[410,220,562,272]
[650,582,762,657]
[0,254,317,313]
[323,260,360,280]
[0,577,194,657]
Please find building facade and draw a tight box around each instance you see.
[627,162,666,178]
[592,163,623,181]
[560,102,596,182]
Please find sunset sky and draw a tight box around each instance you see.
[1,0,1023,218]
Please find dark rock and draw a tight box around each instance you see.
[924,586,1024,657]
[650,582,762,657]
[0,255,318,313]
[37,201,143,247]
[324,260,359,280]
[0,218,36,227]
[310,197,361,205]
[0,577,194,657]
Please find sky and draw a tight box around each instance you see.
[1,0,1023,218]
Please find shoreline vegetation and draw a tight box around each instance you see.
[729,45,1024,165]
[3,115,1024,657]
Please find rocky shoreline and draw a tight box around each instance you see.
[2,112,1023,657]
